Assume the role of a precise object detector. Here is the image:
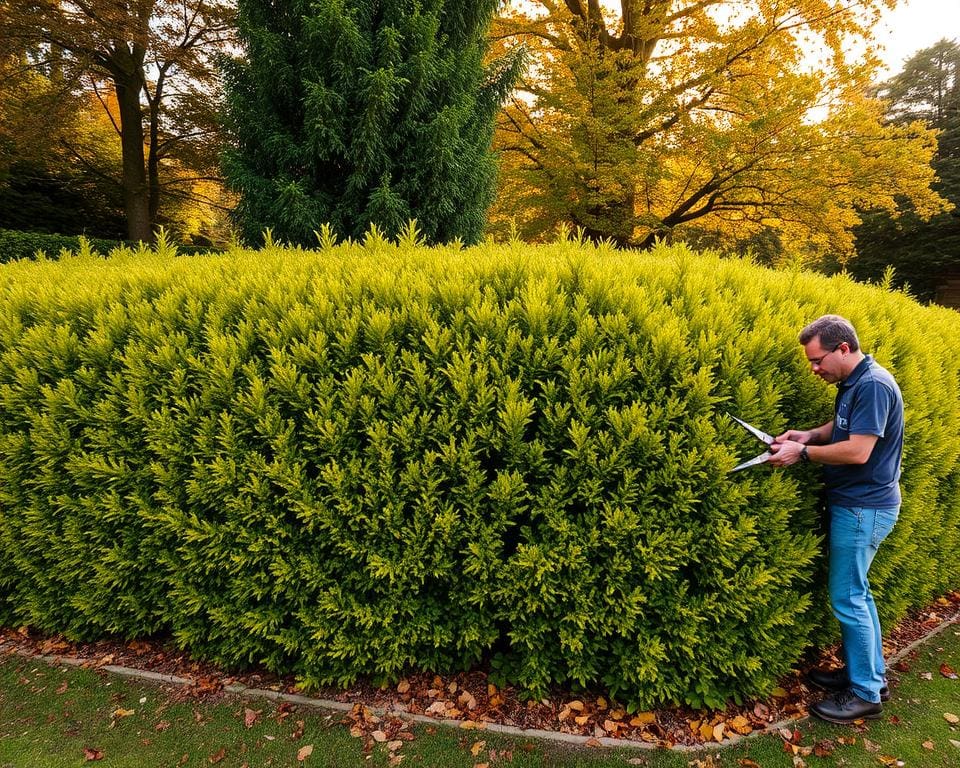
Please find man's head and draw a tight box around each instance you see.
[799,314,863,384]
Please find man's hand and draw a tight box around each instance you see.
[768,439,805,467]
[775,429,814,444]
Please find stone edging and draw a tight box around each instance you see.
[2,611,957,753]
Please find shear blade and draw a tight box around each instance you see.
[730,452,772,473]
[727,413,774,445]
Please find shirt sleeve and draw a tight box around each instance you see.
[848,379,894,438]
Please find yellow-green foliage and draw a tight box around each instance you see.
[0,239,958,710]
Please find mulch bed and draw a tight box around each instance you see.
[2,590,958,749]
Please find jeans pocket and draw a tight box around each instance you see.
[871,507,898,549]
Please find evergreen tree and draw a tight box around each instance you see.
[222,0,521,247]
[850,40,960,301]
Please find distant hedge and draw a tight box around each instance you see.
[1,237,958,710]
[0,228,220,263]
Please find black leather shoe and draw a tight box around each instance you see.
[810,688,883,724]
[807,667,890,702]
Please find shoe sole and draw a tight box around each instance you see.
[810,708,884,725]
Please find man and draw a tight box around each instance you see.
[768,314,904,724]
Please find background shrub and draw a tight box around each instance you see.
[0,228,220,264]
[0,239,958,710]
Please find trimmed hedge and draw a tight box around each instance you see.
[1,238,958,710]
[0,228,220,263]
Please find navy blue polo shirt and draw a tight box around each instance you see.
[823,355,904,508]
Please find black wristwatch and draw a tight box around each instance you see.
[800,446,810,463]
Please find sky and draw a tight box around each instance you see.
[873,0,960,76]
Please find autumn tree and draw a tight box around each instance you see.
[849,39,960,300]
[0,0,234,241]
[0,53,126,236]
[222,0,522,246]
[489,0,948,259]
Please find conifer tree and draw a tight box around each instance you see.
[222,0,521,246]
[851,40,960,300]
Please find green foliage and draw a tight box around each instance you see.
[221,0,522,247]
[0,228,220,264]
[1,241,959,711]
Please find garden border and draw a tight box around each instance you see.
[2,609,958,752]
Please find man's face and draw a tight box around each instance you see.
[804,337,846,384]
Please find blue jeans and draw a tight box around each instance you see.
[828,505,899,703]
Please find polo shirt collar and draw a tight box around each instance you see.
[839,354,874,389]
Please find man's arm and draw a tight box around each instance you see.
[770,433,878,467]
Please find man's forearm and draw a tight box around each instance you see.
[806,432,877,465]
[808,421,834,445]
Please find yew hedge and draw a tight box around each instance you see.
[1,237,958,710]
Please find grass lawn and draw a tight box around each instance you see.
[1,625,958,767]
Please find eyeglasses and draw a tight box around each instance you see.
[808,343,843,367]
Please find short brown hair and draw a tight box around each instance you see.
[799,314,860,352]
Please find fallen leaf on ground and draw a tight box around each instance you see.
[941,664,958,679]
[921,672,934,680]
[728,715,752,734]
[56,681,69,694]
[813,739,835,757]
[630,712,655,726]
[297,744,313,761]
[738,760,761,767]
[863,738,880,752]
[112,708,135,718]
[944,713,960,724]
[584,737,602,747]
[208,747,226,764]
[155,720,171,732]
[470,740,486,756]
[922,741,935,750]
[291,719,305,739]
[243,708,259,728]
[84,747,104,761]
[387,740,402,751]
[397,679,410,694]
[949,739,960,748]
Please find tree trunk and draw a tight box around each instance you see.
[148,110,161,229]
[114,73,152,242]
[577,187,636,248]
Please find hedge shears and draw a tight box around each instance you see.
[728,413,777,473]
